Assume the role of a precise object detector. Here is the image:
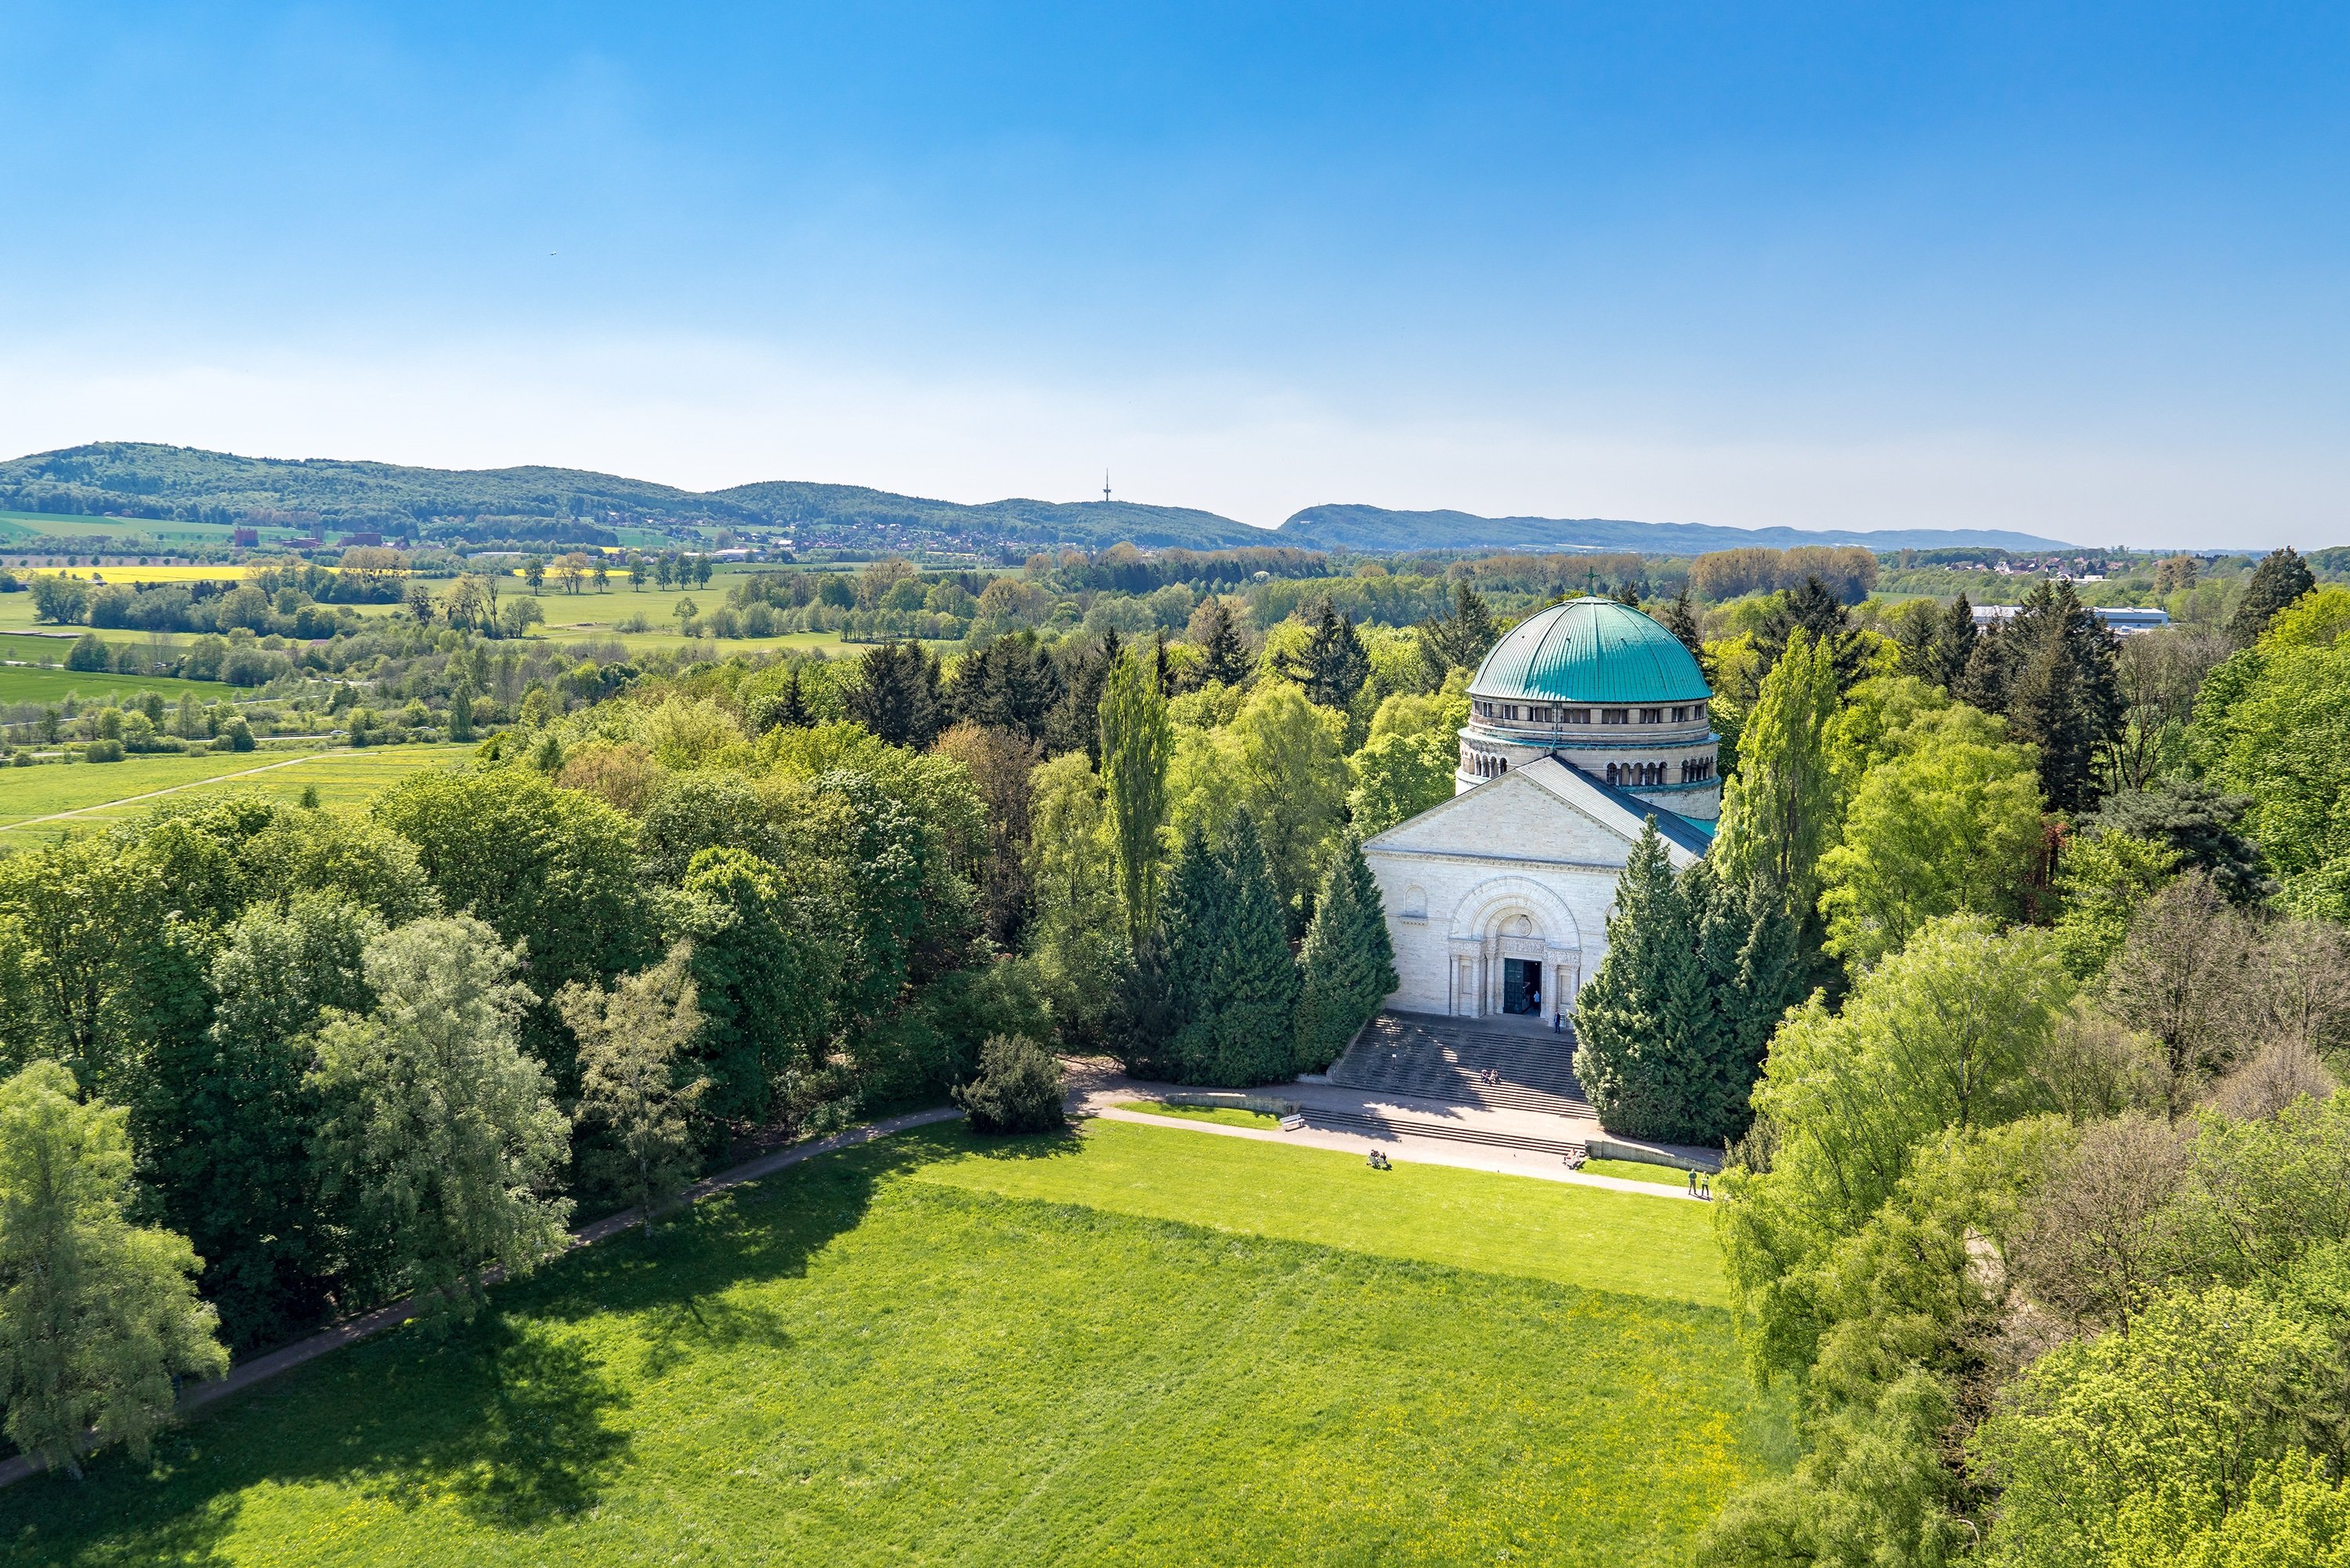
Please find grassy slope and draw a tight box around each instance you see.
[1108,1099,1284,1129]
[0,1122,1790,1566]
[1582,1159,1704,1189]
[942,1118,1727,1307]
[0,745,473,835]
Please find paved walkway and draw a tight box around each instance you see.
[0,1104,964,1490]
[1066,1060,1715,1200]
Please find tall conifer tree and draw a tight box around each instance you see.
[1573,822,1705,1136]
[2227,546,2316,646]
[1152,824,1224,1080]
[1192,597,1250,687]
[1203,813,1303,1085]
[1293,833,1399,1071]
[1934,594,1979,691]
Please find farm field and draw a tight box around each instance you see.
[0,509,244,544]
[0,662,235,705]
[17,562,251,585]
[0,743,474,836]
[0,1119,1789,1566]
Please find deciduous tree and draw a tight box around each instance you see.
[560,945,707,1232]
[1716,628,1841,912]
[1099,646,1173,951]
[309,917,574,1321]
[0,1061,226,1478]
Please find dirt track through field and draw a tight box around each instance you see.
[4,750,342,829]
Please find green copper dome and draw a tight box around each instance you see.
[1470,598,1712,706]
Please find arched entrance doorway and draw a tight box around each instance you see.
[1444,879,1582,1024]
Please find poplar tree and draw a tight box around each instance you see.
[0,1061,227,1479]
[1716,629,1842,911]
[1099,646,1173,952]
[1293,833,1399,1071]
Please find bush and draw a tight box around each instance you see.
[953,1034,1065,1135]
[67,632,110,671]
[84,738,125,762]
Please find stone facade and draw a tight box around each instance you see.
[1363,755,1706,1023]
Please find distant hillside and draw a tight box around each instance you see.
[0,442,2079,557]
[0,443,1266,553]
[1274,504,2076,555]
[704,479,1262,551]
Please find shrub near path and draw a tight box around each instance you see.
[0,1121,1791,1566]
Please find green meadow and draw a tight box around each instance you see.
[0,663,233,706]
[0,744,475,836]
[0,1119,1791,1566]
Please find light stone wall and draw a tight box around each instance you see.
[1365,770,1642,1019]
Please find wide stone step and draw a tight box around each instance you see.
[1327,1010,1591,1116]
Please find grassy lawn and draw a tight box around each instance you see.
[1108,1098,1284,1129]
[0,1121,1789,1566]
[1582,1159,1705,1189]
[0,744,474,835]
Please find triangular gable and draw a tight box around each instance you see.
[1524,757,1713,862]
[1365,755,1705,870]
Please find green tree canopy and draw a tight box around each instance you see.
[2227,545,2316,647]
[560,945,707,1231]
[1816,712,2044,969]
[1099,645,1173,951]
[0,1060,227,1478]
[1716,627,1842,912]
[1293,834,1399,1072]
[309,916,575,1321]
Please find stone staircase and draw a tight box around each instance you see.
[1327,1011,1591,1118]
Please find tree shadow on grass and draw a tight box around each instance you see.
[0,1123,985,1563]
[633,1279,798,1379]
[378,1313,633,1528]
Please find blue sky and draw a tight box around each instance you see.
[5,2,2348,547]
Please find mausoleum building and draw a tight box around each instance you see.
[1362,598,1719,1025]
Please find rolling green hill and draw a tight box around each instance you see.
[0,442,2080,558]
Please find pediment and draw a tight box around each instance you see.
[1365,757,1702,870]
